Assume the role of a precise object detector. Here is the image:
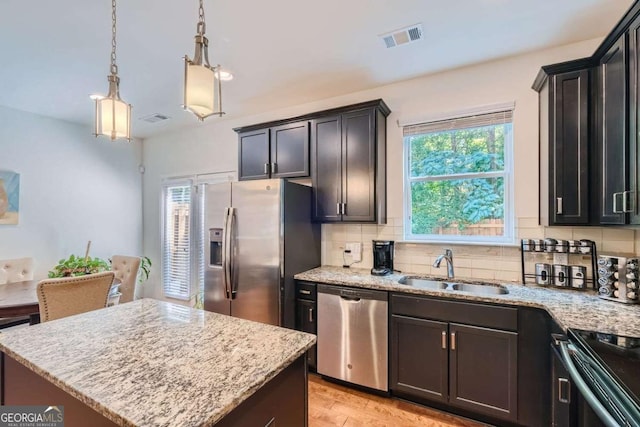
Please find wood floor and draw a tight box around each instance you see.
[308,375,488,427]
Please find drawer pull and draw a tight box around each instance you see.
[558,377,571,404]
[299,289,311,295]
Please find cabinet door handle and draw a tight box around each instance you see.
[309,307,314,323]
[613,192,623,213]
[557,197,563,215]
[450,332,456,351]
[271,163,276,174]
[264,163,269,175]
[558,377,571,404]
[337,203,341,215]
[264,417,276,427]
[441,331,447,349]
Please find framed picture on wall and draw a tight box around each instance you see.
[0,170,20,225]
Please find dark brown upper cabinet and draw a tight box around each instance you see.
[310,101,389,223]
[536,68,591,226]
[598,37,628,224]
[234,101,390,224]
[533,2,640,226]
[237,121,310,181]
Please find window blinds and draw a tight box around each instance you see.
[162,182,192,300]
[403,109,513,137]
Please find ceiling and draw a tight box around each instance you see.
[0,0,634,139]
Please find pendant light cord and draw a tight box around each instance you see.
[111,0,118,76]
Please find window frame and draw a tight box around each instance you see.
[161,178,195,300]
[403,111,515,245]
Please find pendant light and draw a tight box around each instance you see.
[184,0,225,121]
[94,0,131,141]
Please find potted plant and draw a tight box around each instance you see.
[48,254,110,278]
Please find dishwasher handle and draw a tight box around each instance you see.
[317,284,388,302]
[340,295,361,302]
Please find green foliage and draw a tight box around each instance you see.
[138,256,152,285]
[408,124,508,235]
[48,254,110,278]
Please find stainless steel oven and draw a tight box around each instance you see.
[552,330,640,427]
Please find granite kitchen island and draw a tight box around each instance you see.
[0,299,315,427]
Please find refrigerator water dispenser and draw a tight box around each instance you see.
[209,228,223,267]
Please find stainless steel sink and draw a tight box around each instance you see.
[397,277,449,290]
[449,282,509,295]
[397,277,508,295]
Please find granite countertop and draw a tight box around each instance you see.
[295,266,640,338]
[0,299,315,427]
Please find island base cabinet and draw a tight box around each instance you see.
[2,353,119,426]
[215,356,307,427]
[2,353,308,427]
[449,323,518,423]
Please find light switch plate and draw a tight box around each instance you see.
[345,242,362,262]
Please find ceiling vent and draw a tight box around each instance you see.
[380,23,424,48]
[139,113,171,124]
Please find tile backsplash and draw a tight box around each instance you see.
[321,217,639,283]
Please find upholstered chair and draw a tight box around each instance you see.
[0,257,35,328]
[110,255,141,304]
[37,272,115,322]
[0,257,34,285]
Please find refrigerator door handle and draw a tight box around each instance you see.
[228,207,238,299]
[222,207,232,299]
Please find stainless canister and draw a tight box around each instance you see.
[570,265,587,289]
[532,239,544,252]
[521,239,534,251]
[556,240,568,253]
[579,239,593,254]
[553,264,569,287]
[535,263,551,285]
[544,238,558,253]
[567,240,580,254]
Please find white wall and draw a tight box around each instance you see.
[143,37,639,298]
[0,105,143,280]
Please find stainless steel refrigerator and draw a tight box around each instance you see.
[203,179,321,328]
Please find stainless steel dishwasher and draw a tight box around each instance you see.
[317,284,388,391]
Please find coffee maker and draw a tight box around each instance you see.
[371,240,394,276]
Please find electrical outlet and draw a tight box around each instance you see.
[345,242,362,262]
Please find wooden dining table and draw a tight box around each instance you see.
[0,279,122,326]
[0,280,40,322]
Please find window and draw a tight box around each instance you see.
[162,180,193,300]
[404,108,514,244]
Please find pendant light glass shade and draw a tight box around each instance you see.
[184,62,219,119]
[95,76,131,141]
[93,0,132,142]
[183,1,225,121]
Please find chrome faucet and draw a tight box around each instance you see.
[433,249,454,279]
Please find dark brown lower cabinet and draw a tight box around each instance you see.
[390,296,519,425]
[449,323,518,422]
[390,315,448,402]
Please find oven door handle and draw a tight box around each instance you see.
[559,341,620,427]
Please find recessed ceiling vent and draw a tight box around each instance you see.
[139,113,171,123]
[380,23,423,48]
